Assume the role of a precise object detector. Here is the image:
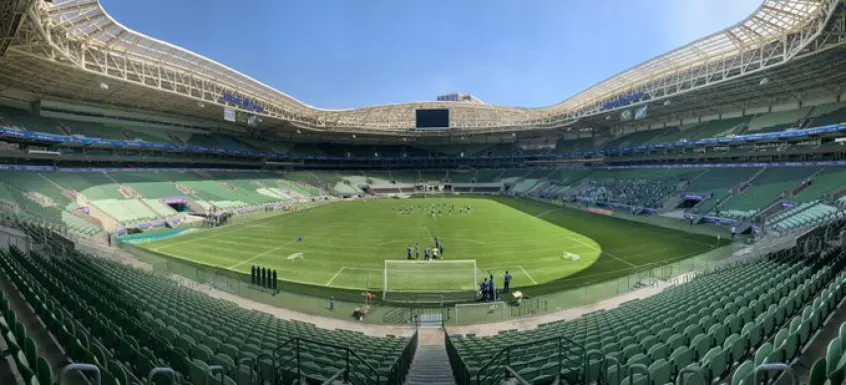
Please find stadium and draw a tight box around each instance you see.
[1,0,846,385]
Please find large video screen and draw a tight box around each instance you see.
[416,109,450,129]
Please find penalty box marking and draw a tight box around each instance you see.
[325,266,382,286]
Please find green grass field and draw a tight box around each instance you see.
[139,197,727,299]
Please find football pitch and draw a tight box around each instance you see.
[139,197,727,298]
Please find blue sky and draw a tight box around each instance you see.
[100,0,761,110]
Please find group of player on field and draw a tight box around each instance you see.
[480,271,512,301]
[397,202,473,217]
[406,236,445,260]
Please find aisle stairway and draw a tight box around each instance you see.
[405,329,456,385]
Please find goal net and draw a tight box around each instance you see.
[383,259,478,301]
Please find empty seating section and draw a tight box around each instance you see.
[46,173,120,200]
[390,172,419,184]
[91,199,157,225]
[183,134,221,148]
[807,103,846,127]
[685,168,760,213]
[719,168,815,218]
[209,135,255,152]
[143,199,178,217]
[475,171,504,183]
[447,171,476,183]
[364,172,393,185]
[747,108,811,134]
[109,173,190,198]
[0,278,56,385]
[0,107,65,135]
[676,118,749,141]
[419,171,446,182]
[796,168,846,203]
[0,248,412,385]
[602,128,675,150]
[62,121,126,140]
[769,202,842,233]
[554,138,593,153]
[121,128,173,144]
[448,251,844,385]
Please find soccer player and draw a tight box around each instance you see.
[407,245,412,260]
[489,274,496,301]
[432,247,439,260]
[504,271,512,293]
[425,248,431,260]
[415,243,420,259]
[481,278,489,301]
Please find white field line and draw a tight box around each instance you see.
[325,267,346,286]
[227,241,295,270]
[529,206,639,269]
[152,222,269,252]
[535,209,559,219]
[519,265,538,285]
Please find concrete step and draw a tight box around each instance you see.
[405,345,456,385]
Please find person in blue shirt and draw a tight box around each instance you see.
[489,274,496,301]
[425,248,431,261]
[481,278,490,301]
[504,271,512,293]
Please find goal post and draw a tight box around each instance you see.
[383,259,478,301]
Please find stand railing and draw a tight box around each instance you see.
[272,337,379,385]
[474,336,584,385]
[388,329,418,385]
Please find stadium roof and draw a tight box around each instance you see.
[0,0,843,134]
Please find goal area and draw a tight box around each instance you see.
[383,259,478,302]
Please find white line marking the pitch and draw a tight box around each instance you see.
[528,207,639,268]
[326,267,346,286]
[519,265,538,284]
[227,241,295,270]
[535,209,558,219]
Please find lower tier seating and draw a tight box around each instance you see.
[0,247,413,385]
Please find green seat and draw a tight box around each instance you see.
[669,347,693,376]
[808,358,827,385]
[690,334,710,361]
[754,343,772,367]
[732,361,753,385]
[702,347,726,383]
[647,359,670,385]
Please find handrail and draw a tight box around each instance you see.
[504,365,531,385]
[602,356,622,385]
[626,363,650,385]
[59,363,101,385]
[322,368,346,385]
[755,363,799,385]
[203,365,224,385]
[387,329,418,385]
[476,335,584,385]
[272,337,380,385]
[147,367,176,385]
[675,365,707,385]
[584,350,604,383]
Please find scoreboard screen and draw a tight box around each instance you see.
[415,109,450,129]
